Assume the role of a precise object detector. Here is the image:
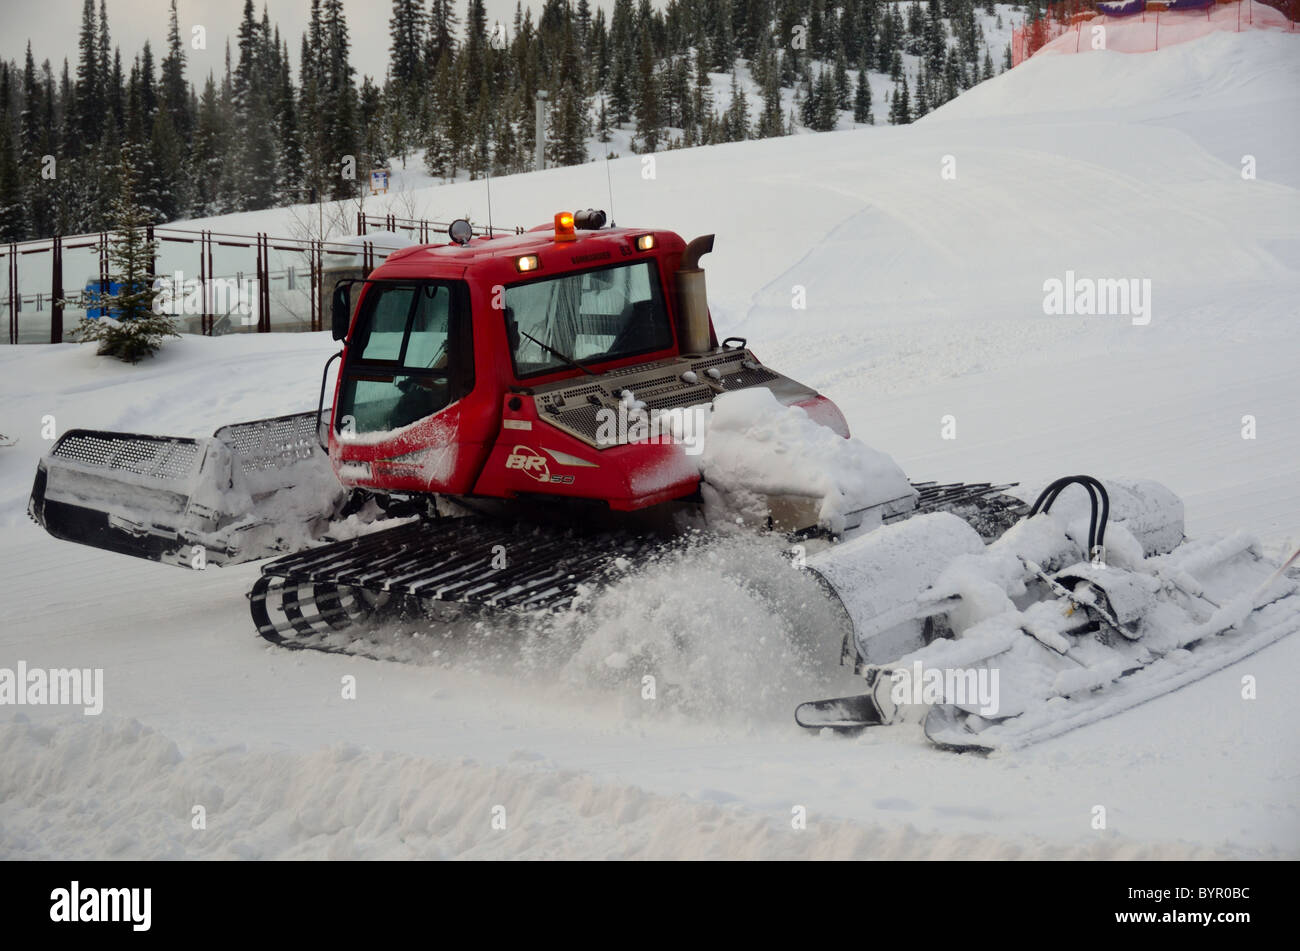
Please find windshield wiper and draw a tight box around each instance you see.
[520,330,599,377]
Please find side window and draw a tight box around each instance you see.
[336,281,474,436]
[404,285,451,369]
[358,286,414,362]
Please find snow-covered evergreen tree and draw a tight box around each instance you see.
[72,153,176,363]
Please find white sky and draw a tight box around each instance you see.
[0,0,618,83]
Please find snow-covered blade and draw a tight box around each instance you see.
[801,476,1300,752]
[27,412,348,568]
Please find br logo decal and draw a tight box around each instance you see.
[505,446,575,484]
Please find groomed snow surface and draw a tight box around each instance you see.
[1,29,1298,859]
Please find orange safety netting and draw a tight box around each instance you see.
[1011,0,1298,66]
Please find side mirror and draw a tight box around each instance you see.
[331,284,351,341]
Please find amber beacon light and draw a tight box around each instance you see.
[554,211,576,242]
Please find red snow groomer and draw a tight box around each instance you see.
[28,212,1299,751]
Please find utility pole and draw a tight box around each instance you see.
[535,90,548,172]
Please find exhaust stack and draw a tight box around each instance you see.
[675,234,715,355]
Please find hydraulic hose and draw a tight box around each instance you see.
[1028,475,1111,560]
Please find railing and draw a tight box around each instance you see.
[3,214,522,345]
[357,213,525,241]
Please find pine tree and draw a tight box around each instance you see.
[230,1,278,210]
[359,75,387,169]
[633,29,662,151]
[609,0,635,126]
[709,0,735,71]
[833,45,851,110]
[463,0,488,108]
[20,45,58,238]
[757,45,785,138]
[159,0,191,140]
[597,96,611,143]
[426,0,458,72]
[275,39,303,204]
[72,153,176,363]
[423,52,455,179]
[0,69,28,241]
[853,69,873,125]
[321,0,359,201]
[890,76,912,125]
[107,48,125,140]
[914,63,930,119]
[725,70,751,142]
[812,68,838,132]
[389,0,426,87]
[73,0,101,154]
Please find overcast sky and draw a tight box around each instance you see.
[1,0,615,83]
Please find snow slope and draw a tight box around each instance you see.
[1,29,1297,859]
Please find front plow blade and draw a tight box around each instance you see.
[28,412,346,568]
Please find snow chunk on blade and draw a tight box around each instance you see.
[698,386,917,533]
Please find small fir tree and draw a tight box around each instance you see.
[73,155,177,362]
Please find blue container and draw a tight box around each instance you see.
[83,278,127,319]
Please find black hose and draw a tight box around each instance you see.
[1028,475,1111,559]
[316,351,343,451]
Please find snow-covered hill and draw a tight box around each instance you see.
[1,28,1297,859]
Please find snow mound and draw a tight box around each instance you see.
[0,714,1243,859]
[927,28,1300,122]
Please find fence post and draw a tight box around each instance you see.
[203,231,214,336]
[308,240,318,332]
[7,245,16,345]
[262,236,271,332]
[257,234,270,333]
[198,231,208,335]
[357,212,366,236]
[51,235,63,344]
[314,239,323,333]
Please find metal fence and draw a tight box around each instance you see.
[356,212,524,241]
[3,213,518,345]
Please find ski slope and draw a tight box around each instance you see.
[1,29,1298,859]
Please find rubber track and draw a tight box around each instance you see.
[248,482,1023,647]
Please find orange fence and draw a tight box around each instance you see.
[1012,0,1298,65]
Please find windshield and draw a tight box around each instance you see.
[504,260,673,378]
[336,281,473,435]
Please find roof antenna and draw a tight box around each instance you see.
[485,158,494,237]
[605,152,616,228]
